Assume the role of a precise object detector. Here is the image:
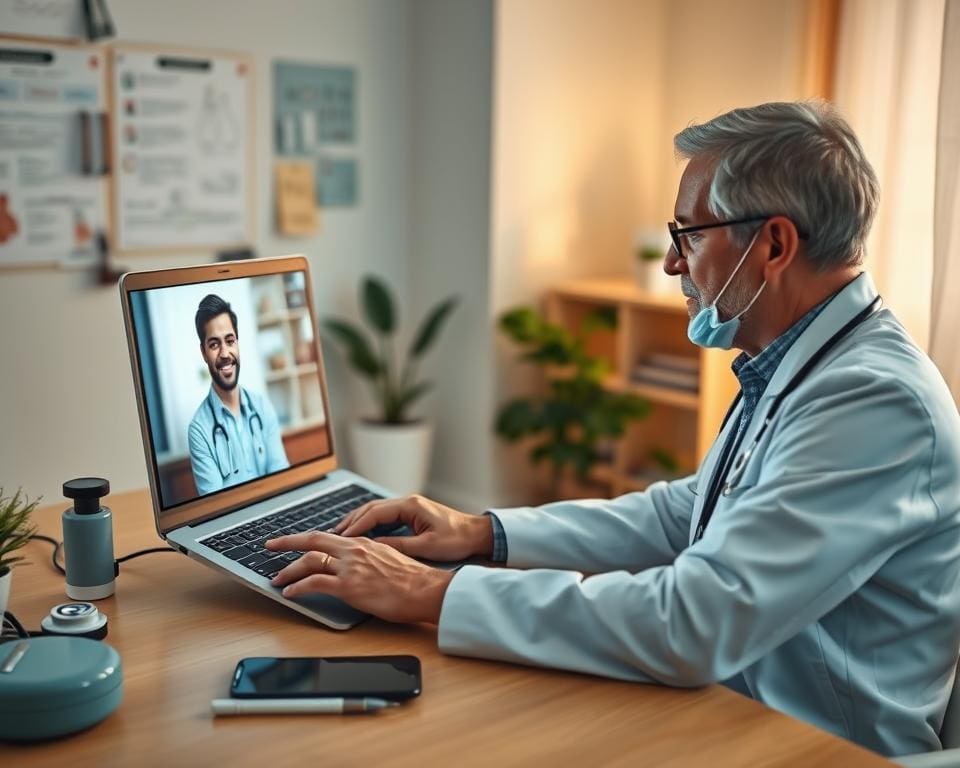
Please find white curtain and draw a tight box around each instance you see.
[930,0,960,404]
[832,0,945,350]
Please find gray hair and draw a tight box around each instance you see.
[673,101,879,270]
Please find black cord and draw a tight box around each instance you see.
[29,534,66,575]
[29,534,176,573]
[116,547,177,563]
[4,543,177,643]
[2,611,29,639]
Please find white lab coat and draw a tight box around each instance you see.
[437,273,960,757]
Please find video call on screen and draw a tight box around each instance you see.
[129,272,331,510]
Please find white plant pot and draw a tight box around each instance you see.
[349,420,434,497]
[0,569,10,620]
[635,259,678,295]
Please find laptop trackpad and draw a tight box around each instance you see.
[366,521,412,538]
[293,592,368,627]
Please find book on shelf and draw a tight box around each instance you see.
[631,364,699,392]
[645,352,700,373]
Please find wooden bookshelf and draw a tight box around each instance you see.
[547,278,740,496]
[252,272,326,431]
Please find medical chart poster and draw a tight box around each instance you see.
[0,41,106,268]
[111,46,253,252]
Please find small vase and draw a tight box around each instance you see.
[349,420,434,496]
[0,568,11,619]
[635,260,677,295]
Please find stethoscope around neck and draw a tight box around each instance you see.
[693,295,883,542]
[208,388,265,480]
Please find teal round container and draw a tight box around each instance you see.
[0,636,123,741]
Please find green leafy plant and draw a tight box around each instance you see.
[650,447,680,474]
[324,276,458,424]
[636,244,663,262]
[495,306,650,495]
[0,488,39,574]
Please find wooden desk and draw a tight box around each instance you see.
[2,490,891,767]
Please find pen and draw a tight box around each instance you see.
[210,697,400,716]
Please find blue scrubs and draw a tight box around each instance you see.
[187,386,289,496]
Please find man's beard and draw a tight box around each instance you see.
[210,356,240,391]
[681,274,753,321]
[681,276,702,315]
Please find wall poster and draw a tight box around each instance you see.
[111,45,254,252]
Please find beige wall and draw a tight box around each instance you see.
[492,0,666,311]
[655,0,809,222]
[489,0,810,504]
[490,0,669,503]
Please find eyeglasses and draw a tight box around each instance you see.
[667,216,770,260]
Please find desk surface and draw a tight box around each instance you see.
[1,490,891,767]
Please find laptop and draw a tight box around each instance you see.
[120,254,400,630]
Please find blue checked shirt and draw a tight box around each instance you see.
[486,296,832,563]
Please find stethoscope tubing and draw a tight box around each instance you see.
[693,295,883,542]
[208,388,265,479]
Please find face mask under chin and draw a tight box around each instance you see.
[687,230,766,350]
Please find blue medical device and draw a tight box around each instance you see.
[0,636,123,740]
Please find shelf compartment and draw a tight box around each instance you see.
[604,375,699,411]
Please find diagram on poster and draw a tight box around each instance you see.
[112,46,253,252]
[0,40,106,268]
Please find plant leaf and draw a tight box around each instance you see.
[495,400,541,440]
[410,297,458,358]
[499,307,545,343]
[580,306,618,334]
[0,487,39,568]
[362,276,396,335]
[650,448,680,473]
[394,381,433,421]
[323,319,381,378]
[522,340,575,366]
[494,303,652,486]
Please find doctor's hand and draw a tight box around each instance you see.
[333,494,493,562]
[265,532,453,624]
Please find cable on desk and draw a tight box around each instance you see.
[28,534,177,575]
[29,534,66,575]
[116,547,177,563]
[2,611,29,639]
[3,543,177,642]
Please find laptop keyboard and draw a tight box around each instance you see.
[198,484,384,580]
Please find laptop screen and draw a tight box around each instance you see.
[127,269,332,511]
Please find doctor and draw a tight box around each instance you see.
[188,294,289,496]
[266,102,960,757]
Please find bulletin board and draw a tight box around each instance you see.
[0,38,108,269]
[0,0,87,42]
[273,60,358,207]
[110,44,254,254]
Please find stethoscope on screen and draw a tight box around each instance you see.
[208,388,265,480]
[693,295,883,543]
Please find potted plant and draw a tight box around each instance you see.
[634,230,675,295]
[495,306,650,500]
[323,276,458,495]
[0,488,39,619]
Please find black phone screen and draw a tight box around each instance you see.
[230,655,422,700]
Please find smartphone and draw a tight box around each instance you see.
[230,655,422,700]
